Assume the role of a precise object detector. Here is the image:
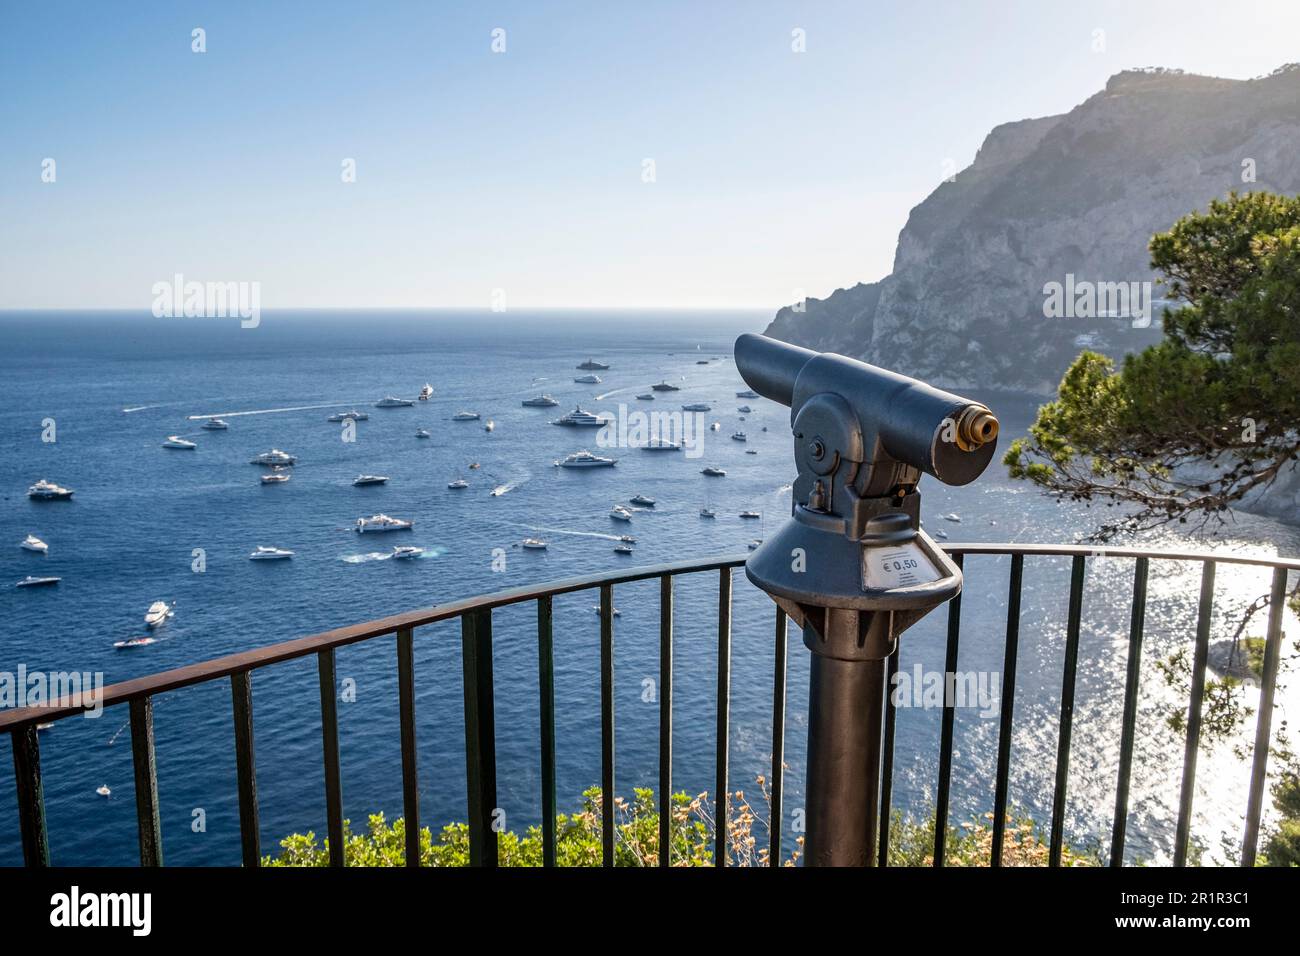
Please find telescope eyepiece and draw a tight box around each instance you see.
[954,405,999,452]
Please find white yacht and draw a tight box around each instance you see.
[609,505,633,522]
[419,384,434,401]
[447,478,469,489]
[617,535,636,544]
[699,507,716,518]
[261,472,291,484]
[521,538,548,550]
[522,395,560,407]
[27,480,74,500]
[614,543,634,555]
[573,373,603,384]
[96,785,112,797]
[144,601,173,628]
[577,358,611,370]
[356,514,413,533]
[392,546,425,560]
[250,449,296,466]
[630,494,655,507]
[163,436,197,449]
[731,431,747,442]
[249,546,294,560]
[452,411,481,421]
[375,396,415,408]
[740,510,761,519]
[736,389,759,399]
[484,420,495,432]
[556,450,617,468]
[415,428,431,439]
[550,406,607,428]
[681,403,712,412]
[17,575,60,588]
[328,410,369,422]
[353,475,389,486]
[651,381,681,392]
[201,418,229,430]
[942,513,962,523]
[642,438,681,451]
[21,534,48,553]
[701,466,726,477]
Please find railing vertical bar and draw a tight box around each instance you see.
[230,670,260,867]
[933,552,963,867]
[1049,554,1086,867]
[317,648,345,868]
[600,583,616,867]
[129,696,163,867]
[11,725,50,867]
[1174,560,1216,866]
[396,626,420,867]
[769,606,787,868]
[462,610,498,868]
[1110,556,1148,867]
[658,575,673,868]
[715,566,732,867]
[877,640,900,868]
[536,596,557,868]
[1241,567,1289,866]
[991,552,1024,867]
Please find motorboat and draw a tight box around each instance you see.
[630,494,655,507]
[375,396,415,408]
[556,450,617,468]
[573,373,603,384]
[447,478,469,489]
[419,384,434,401]
[696,359,709,365]
[249,546,294,560]
[577,358,610,370]
[163,435,197,449]
[261,472,291,484]
[617,535,636,544]
[328,410,369,422]
[201,418,229,430]
[356,514,413,533]
[593,605,623,617]
[701,467,726,477]
[748,540,762,551]
[21,534,48,553]
[522,395,560,407]
[740,510,761,519]
[27,480,74,500]
[144,601,173,628]
[250,449,296,466]
[636,393,655,401]
[551,406,608,427]
[484,420,495,432]
[609,505,633,522]
[114,637,157,650]
[710,422,720,431]
[736,389,759,399]
[392,546,425,560]
[468,462,481,469]
[746,449,758,455]
[452,411,481,421]
[934,528,949,540]
[942,513,962,523]
[416,428,432,439]
[521,538,548,550]
[731,431,747,442]
[699,507,716,518]
[614,544,634,555]
[642,438,681,451]
[96,785,112,797]
[16,576,60,588]
[353,475,389,486]
[737,405,752,413]
[681,403,712,412]
[651,381,681,392]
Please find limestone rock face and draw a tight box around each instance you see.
[764,66,1300,395]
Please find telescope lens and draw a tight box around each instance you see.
[955,406,999,451]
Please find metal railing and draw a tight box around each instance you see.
[2,544,1296,867]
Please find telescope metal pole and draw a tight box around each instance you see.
[801,611,891,867]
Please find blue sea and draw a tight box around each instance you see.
[1,310,1296,866]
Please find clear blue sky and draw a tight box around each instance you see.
[2,0,1296,311]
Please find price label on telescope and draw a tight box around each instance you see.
[862,542,942,591]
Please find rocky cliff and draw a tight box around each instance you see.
[765,66,1300,395]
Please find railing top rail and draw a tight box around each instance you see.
[2,542,1294,732]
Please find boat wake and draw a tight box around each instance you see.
[340,547,445,563]
[525,525,629,542]
[187,402,367,420]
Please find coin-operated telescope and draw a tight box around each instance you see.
[734,333,999,866]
